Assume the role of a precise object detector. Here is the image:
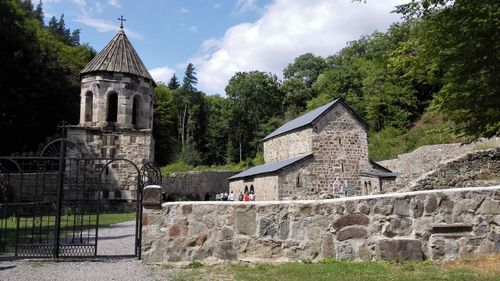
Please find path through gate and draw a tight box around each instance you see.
[0,139,161,259]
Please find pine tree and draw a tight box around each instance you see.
[182,63,198,92]
[167,73,180,89]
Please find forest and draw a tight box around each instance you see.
[1,0,498,169]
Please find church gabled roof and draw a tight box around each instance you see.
[262,98,368,141]
[228,154,313,180]
[80,29,155,83]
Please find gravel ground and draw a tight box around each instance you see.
[0,221,155,281]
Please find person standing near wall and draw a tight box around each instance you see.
[228,191,235,201]
[238,192,244,201]
[243,193,249,202]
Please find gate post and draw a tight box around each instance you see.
[54,125,67,259]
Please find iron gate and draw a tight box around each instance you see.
[0,139,161,259]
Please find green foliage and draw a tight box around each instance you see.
[225,71,283,162]
[0,0,94,155]
[368,110,460,161]
[186,260,203,269]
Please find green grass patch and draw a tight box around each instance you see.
[0,212,135,250]
[230,259,500,281]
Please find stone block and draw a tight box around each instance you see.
[425,195,437,214]
[235,207,256,236]
[394,199,410,216]
[335,241,354,260]
[376,239,423,261]
[336,226,368,241]
[219,226,234,240]
[382,217,412,238]
[143,185,162,209]
[169,218,188,238]
[259,217,277,237]
[332,214,370,230]
[320,232,334,258]
[478,200,500,215]
[358,243,371,260]
[279,214,290,240]
[411,201,424,218]
[215,241,237,260]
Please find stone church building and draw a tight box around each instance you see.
[67,27,155,201]
[228,99,396,201]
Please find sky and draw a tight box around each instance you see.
[42,0,402,94]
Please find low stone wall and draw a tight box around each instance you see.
[407,148,500,191]
[162,171,239,200]
[141,186,500,263]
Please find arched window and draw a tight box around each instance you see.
[107,92,118,123]
[84,92,93,122]
[296,174,302,187]
[132,95,141,129]
[244,186,249,194]
[250,185,254,193]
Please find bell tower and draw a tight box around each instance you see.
[67,22,155,201]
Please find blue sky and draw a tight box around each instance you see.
[42,0,401,94]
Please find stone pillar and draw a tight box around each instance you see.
[143,185,162,209]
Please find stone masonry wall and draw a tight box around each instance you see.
[164,171,238,200]
[263,128,313,163]
[229,175,279,201]
[68,127,152,200]
[406,148,500,192]
[278,158,315,200]
[310,104,370,198]
[142,186,500,263]
[80,72,154,130]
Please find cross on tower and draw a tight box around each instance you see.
[117,15,126,29]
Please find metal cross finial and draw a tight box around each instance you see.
[117,15,126,29]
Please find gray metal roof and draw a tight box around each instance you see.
[228,154,313,180]
[262,99,339,141]
[263,98,368,141]
[360,171,400,178]
[80,29,155,83]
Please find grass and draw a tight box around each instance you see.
[149,255,500,281]
[160,155,265,174]
[0,212,135,250]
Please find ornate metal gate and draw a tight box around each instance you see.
[0,139,161,259]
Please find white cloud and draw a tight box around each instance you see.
[180,7,189,14]
[234,0,261,15]
[75,16,143,39]
[72,0,88,15]
[192,0,401,94]
[189,25,198,33]
[149,66,176,84]
[95,1,103,13]
[108,0,121,8]
[213,3,223,10]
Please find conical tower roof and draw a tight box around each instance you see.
[81,29,154,83]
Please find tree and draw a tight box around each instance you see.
[225,71,283,162]
[167,73,180,90]
[281,53,327,117]
[0,0,93,155]
[153,83,179,165]
[409,0,500,139]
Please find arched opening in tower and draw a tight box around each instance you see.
[107,92,118,123]
[85,91,93,122]
[132,95,141,129]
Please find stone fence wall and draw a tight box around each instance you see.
[378,138,500,175]
[162,171,239,200]
[407,148,500,191]
[142,186,500,264]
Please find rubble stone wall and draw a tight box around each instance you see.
[263,128,313,163]
[165,171,239,199]
[142,186,500,264]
